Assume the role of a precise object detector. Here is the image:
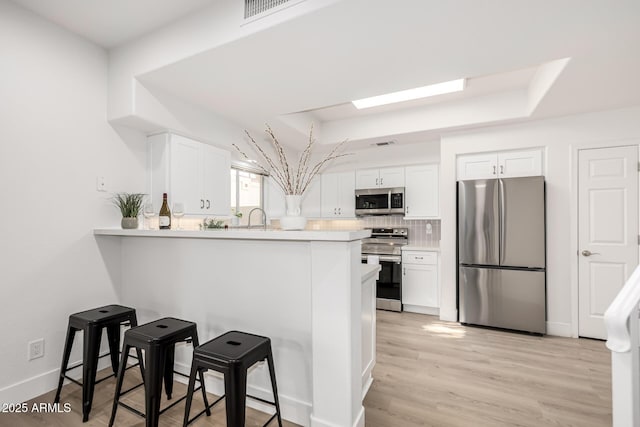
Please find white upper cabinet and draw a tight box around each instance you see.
[149,133,230,216]
[321,171,356,218]
[356,167,405,189]
[457,148,543,181]
[404,164,439,219]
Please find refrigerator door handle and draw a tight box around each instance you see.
[499,179,506,265]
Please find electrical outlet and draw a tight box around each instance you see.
[96,176,107,192]
[28,338,45,361]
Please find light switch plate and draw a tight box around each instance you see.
[96,176,107,192]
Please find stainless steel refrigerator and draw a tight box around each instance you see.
[458,176,546,334]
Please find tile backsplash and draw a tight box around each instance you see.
[305,217,441,247]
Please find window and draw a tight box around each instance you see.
[230,167,264,225]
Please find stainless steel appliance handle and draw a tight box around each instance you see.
[499,179,506,265]
[581,250,601,257]
[362,255,401,263]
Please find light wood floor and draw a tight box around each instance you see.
[364,310,611,427]
[2,311,611,426]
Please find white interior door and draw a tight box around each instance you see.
[578,145,638,339]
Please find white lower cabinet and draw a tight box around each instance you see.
[402,250,439,315]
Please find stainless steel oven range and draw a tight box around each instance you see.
[361,227,408,312]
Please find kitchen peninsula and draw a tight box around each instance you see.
[94,228,376,427]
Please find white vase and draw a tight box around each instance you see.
[280,194,307,230]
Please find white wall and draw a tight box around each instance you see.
[0,0,147,402]
[439,106,640,336]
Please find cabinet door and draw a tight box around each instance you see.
[405,164,439,218]
[379,167,405,188]
[498,149,543,178]
[202,144,230,215]
[301,176,322,218]
[171,135,203,214]
[320,173,339,217]
[355,169,380,189]
[336,171,356,217]
[403,264,438,308]
[457,153,498,181]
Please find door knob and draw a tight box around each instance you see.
[581,250,601,257]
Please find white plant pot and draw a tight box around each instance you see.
[280,194,307,230]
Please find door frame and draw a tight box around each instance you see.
[570,139,640,338]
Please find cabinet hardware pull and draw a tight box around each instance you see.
[206,200,210,209]
[500,165,504,174]
[493,166,496,175]
[375,178,379,186]
[415,256,423,259]
[338,207,341,215]
[403,268,406,276]
[380,178,383,186]
[200,199,205,209]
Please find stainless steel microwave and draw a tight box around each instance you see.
[355,187,405,216]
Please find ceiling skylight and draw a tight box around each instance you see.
[352,78,466,109]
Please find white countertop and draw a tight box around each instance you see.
[402,245,440,252]
[94,228,371,242]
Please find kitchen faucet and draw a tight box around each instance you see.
[247,208,267,230]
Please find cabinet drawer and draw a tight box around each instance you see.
[402,251,437,265]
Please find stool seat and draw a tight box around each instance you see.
[54,304,142,422]
[183,331,282,427]
[125,317,198,344]
[109,317,209,427]
[69,305,137,326]
[195,331,271,366]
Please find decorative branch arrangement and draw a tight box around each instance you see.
[233,124,351,195]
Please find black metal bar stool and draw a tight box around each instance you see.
[109,317,210,427]
[53,304,144,422]
[183,330,283,427]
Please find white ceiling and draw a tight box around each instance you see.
[9,0,216,47]
[10,0,640,148]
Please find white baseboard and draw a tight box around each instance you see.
[0,354,112,405]
[403,305,439,316]
[546,321,572,337]
[310,405,364,427]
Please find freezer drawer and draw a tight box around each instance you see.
[459,266,546,334]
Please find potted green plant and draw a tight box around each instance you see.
[112,192,145,229]
[231,209,242,226]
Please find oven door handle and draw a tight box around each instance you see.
[362,255,402,263]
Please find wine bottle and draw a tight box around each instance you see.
[159,193,171,229]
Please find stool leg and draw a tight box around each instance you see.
[145,344,166,427]
[105,324,120,375]
[129,314,146,381]
[182,358,199,427]
[53,325,76,404]
[163,343,175,400]
[266,351,283,427]
[81,324,102,422]
[108,341,131,427]
[191,331,211,416]
[224,364,247,427]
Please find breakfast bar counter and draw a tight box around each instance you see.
[94,228,375,427]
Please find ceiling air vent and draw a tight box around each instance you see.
[245,0,290,19]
